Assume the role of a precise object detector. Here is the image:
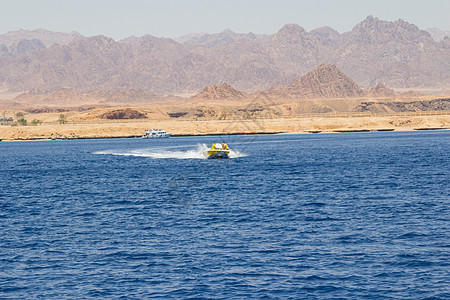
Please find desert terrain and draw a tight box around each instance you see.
[1,84,449,140]
[1,64,449,141]
[1,113,449,141]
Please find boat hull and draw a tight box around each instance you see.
[204,149,230,159]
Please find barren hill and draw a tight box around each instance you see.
[192,83,247,100]
[266,64,364,99]
[97,108,147,120]
[363,83,396,97]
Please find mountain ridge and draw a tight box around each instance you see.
[0,16,449,94]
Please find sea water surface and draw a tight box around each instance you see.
[1,131,449,299]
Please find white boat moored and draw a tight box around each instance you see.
[142,128,172,138]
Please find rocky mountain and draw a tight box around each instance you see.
[363,83,396,97]
[0,16,449,94]
[266,64,364,99]
[122,29,267,48]
[0,29,82,58]
[17,38,46,54]
[426,27,450,42]
[192,83,247,100]
[0,29,82,47]
[440,36,450,49]
[335,16,448,88]
[176,29,269,47]
[309,26,340,44]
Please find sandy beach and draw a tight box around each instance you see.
[1,114,448,141]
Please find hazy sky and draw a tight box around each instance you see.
[1,0,449,40]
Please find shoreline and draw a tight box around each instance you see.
[1,128,449,142]
[1,114,449,141]
[1,124,449,142]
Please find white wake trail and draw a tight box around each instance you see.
[94,144,247,160]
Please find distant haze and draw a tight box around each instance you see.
[1,0,449,40]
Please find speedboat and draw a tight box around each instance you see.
[203,148,230,159]
[142,128,172,138]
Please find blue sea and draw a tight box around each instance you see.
[1,131,449,299]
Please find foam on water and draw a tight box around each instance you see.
[94,143,246,159]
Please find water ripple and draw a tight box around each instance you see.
[1,132,449,298]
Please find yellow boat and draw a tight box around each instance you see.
[203,148,230,159]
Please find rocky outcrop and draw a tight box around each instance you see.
[353,98,450,113]
[98,108,147,119]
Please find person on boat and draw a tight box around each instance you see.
[211,141,217,149]
[222,141,229,150]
